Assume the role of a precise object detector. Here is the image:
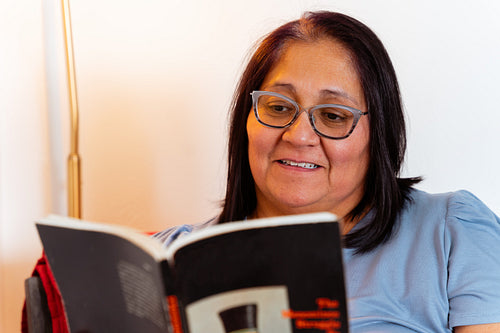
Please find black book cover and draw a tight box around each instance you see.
[36,212,348,333]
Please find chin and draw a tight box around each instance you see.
[277,198,328,214]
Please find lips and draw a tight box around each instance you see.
[278,159,320,169]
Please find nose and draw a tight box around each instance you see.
[282,111,320,146]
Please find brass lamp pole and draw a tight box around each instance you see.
[61,0,81,218]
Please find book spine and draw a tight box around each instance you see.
[167,295,184,333]
[162,260,185,333]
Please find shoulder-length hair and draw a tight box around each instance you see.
[218,11,421,253]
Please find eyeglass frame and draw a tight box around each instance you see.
[250,90,369,140]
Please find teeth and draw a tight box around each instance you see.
[280,160,319,169]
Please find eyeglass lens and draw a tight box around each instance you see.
[255,93,356,139]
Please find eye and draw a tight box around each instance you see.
[268,103,293,113]
[315,107,353,126]
[259,95,296,116]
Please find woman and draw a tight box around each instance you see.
[154,11,500,332]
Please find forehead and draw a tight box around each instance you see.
[260,38,364,107]
[271,38,356,78]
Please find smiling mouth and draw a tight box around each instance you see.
[279,160,320,169]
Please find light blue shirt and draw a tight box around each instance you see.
[344,189,500,332]
[153,189,500,332]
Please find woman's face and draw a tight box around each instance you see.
[247,38,370,219]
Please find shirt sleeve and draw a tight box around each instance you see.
[151,217,218,248]
[445,190,500,328]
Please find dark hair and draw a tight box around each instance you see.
[218,11,421,253]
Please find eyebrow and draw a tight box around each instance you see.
[263,82,361,106]
[319,88,360,105]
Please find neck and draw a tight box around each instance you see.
[249,205,369,236]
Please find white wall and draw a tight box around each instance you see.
[1,0,499,332]
[0,1,51,331]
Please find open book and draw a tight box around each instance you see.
[36,213,349,333]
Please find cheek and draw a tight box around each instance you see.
[247,113,283,179]
[247,114,269,173]
[324,120,370,170]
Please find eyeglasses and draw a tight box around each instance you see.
[250,90,368,140]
